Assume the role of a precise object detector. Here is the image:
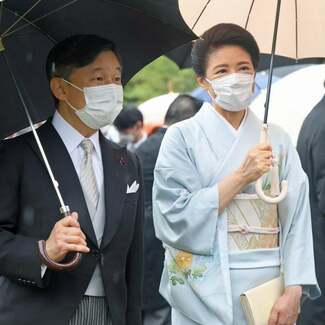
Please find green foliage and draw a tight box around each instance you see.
[124,56,197,104]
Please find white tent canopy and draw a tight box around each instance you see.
[139,92,179,127]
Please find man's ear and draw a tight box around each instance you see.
[50,78,67,102]
[136,120,144,130]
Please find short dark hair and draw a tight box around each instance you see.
[114,104,143,131]
[46,35,120,105]
[165,94,202,126]
[191,23,260,77]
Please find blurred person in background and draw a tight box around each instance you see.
[297,90,325,325]
[114,104,147,151]
[136,94,202,325]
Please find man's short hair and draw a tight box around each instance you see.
[114,104,143,131]
[46,34,120,105]
[165,94,202,126]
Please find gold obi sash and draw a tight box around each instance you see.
[227,194,279,251]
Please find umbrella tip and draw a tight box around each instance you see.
[0,38,4,52]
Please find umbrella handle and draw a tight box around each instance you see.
[255,124,288,203]
[38,241,82,271]
[256,178,288,204]
[38,205,82,271]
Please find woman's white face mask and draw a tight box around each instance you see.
[62,79,124,130]
[206,73,254,112]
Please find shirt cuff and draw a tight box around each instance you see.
[41,264,47,278]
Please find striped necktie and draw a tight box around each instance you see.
[80,139,99,208]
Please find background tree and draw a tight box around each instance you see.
[124,56,197,104]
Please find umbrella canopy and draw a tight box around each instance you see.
[251,64,325,145]
[138,92,179,131]
[0,0,195,139]
[166,41,325,70]
[179,0,325,59]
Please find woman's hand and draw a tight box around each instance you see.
[239,143,273,185]
[268,286,302,325]
[218,144,273,212]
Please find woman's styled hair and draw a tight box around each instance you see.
[191,23,260,77]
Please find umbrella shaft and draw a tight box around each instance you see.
[3,52,67,209]
[264,0,282,124]
[27,115,66,209]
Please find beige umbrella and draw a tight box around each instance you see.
[178,0,325,203]
[179,0,325,59]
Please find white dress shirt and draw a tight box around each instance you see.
[52,111,103,189]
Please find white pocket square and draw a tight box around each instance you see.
[126,180,139,194]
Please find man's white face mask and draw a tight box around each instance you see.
[206,73,254,112]
[62,79,124,130]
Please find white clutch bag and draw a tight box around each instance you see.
[240,276,284,325]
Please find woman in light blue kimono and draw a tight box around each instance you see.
[153,23,320,325]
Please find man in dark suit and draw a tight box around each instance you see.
[297,93,325,325]
[0,35,143,325]
[136,95,202,325]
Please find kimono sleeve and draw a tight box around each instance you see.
[278,133,321,300]
[153,125,219,256]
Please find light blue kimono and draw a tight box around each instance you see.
[153,102,320,325]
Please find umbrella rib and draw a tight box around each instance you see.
[0,1,4,31]
[295,0,298,60]
[245,0,256,29]
[2,0,79,39]
[191,0,211,31]
[1,0,43,38]
[2,6,56,43]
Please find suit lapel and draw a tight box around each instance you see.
[99,133,127,250]
[27,121,98,247]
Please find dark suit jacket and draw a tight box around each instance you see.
[0,121,144,325]
[297,95,325,325]
[136,128,167,311]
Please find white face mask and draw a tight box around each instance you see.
[206,73,254,112]
[119,133,135,145]
[62,79,123,129]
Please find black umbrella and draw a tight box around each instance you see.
[0,0,195,270]
[0,0,195,139]
[166,41,325,71]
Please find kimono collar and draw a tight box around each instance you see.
[208,102,248,135]
[195,102,261,169]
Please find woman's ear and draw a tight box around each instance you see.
[197,76,209,90]
[197,76,215,100]
[50,78,67,102]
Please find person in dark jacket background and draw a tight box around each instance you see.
[297,93,325,325]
